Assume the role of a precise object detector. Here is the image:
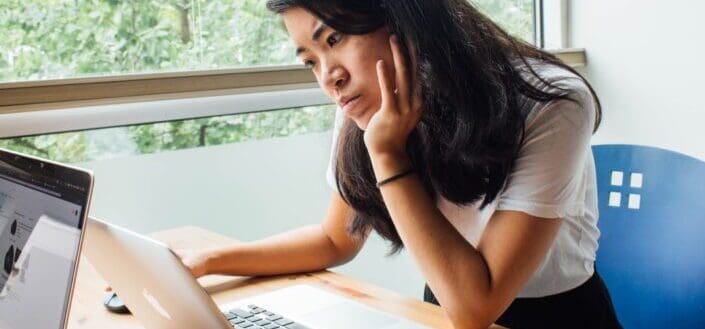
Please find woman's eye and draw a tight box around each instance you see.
[326,32,342,47]
[303,60,316,68]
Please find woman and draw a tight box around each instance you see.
[181,0,622,327]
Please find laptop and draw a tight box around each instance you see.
[84,217,431,329]
[0,148,94,329]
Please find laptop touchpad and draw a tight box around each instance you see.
[299,302,397,329]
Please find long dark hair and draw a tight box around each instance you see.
[267,0,601,252]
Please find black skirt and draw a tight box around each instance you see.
[423,270,622,329]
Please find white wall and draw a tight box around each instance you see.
[80,132,427,299]
[570,0,705,160]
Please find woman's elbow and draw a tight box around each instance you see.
[446,302,500,329]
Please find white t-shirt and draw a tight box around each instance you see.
[325,62,600,298]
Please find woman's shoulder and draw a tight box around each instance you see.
[514,59,598,135]
[515,58,594,105]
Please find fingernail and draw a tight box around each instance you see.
[390,34,398,44]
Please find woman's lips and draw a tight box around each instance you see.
[342,95,361,113]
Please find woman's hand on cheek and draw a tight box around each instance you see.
[363,35,423,161]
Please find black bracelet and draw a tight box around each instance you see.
[376,168,415,188]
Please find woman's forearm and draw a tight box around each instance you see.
[204,224,356,277]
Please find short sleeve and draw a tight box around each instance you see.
[325,107,345,191]
[497,79,596,219]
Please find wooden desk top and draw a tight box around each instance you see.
[67,226,502,329]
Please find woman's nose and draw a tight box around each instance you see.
[321,63,348,91]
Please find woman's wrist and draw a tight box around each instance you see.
[370,152,412,182]
[200,247,225,276]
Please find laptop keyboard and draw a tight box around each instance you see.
[222,304,310,329]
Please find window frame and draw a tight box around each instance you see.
[0,86,330,138]
[538,0,571,50]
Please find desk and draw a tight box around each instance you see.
[67,226,503,329]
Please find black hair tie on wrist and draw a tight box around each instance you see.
[376,168,415,188]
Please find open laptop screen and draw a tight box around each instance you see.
[0,149,91,329]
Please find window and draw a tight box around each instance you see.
[1,0,538,84]
[0,104,334,163]
[0,0,295,83]
[1,0,546,161]
[473,0,536,44]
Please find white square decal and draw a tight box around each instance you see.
[609,192,621,207]
[628,194,641,209]
[611,171,624,186]
[630,172,643,188]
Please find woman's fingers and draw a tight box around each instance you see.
[389,35,411,112]
[378,35,422,115]
[376,60,397,112]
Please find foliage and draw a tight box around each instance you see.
[473,0,535,43]
[0,0,296,81]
